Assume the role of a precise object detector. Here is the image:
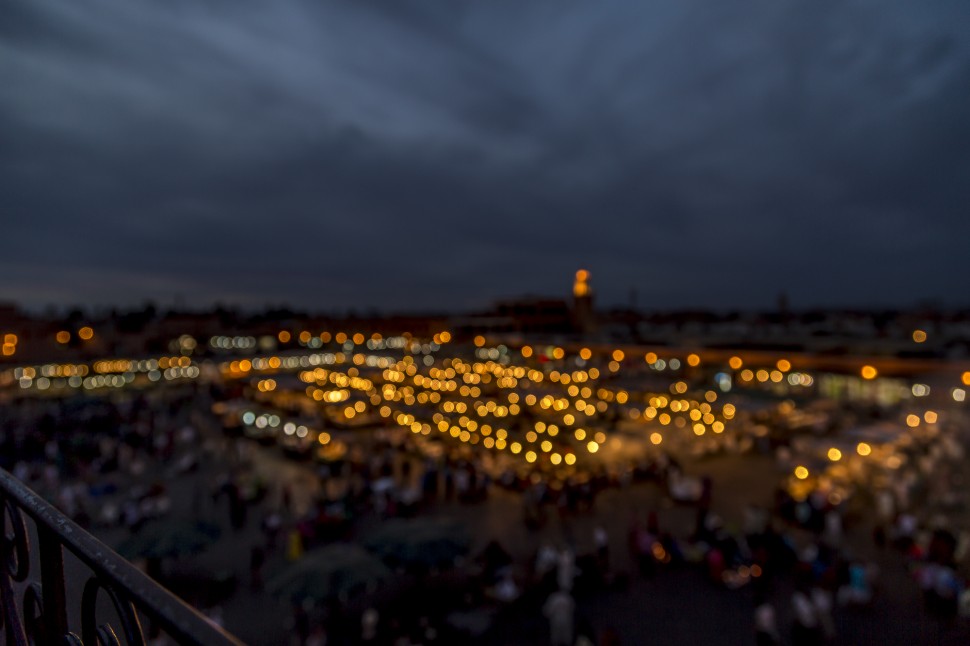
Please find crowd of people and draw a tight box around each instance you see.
[3,381,970,645]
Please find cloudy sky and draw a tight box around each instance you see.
[2,0,968,313]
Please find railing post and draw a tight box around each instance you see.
[37,525,68,646]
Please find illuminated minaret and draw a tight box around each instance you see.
[572,269,595,335]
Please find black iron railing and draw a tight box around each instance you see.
[0,469,245,645]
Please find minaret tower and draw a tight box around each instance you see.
[572,269,595,335]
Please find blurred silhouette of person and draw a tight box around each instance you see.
[754,596,780,645]
[543,588,575,646]
[791,579,821,646]
[361,608,379,642]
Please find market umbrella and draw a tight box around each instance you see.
[363,517,470,570]
[267,544,391,604]
[116,519,221,561]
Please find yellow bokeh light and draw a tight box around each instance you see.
[794,466,809,480]
[857,442,872,456]
[827,448,841,461]
[905,414,920,428]
[962,372,970,387]
[587,441,599,454]
[579,347,592,361]
[650,432,662,445]
[525,451,537,463]
[521,345,533,358]
[861,365,878,380]
[776,359,791,372]
[687,353,700,367]
[728,356,743,370]
[924,410,938,424]
[612,349,625,362]
[912,329,927,343]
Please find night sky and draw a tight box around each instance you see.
[2,0,968,313]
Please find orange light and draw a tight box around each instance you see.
[278,330,291,343]
[78,327,94,340]
[56,331,70,344]
[687,353,700,367]
[861,365,878,380]
[473,335,486,347]
[728,356,743,370]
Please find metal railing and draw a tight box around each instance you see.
[0,469,245,645]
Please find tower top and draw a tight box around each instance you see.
[573,269,591,297]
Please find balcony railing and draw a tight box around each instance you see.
[0,469,244,645]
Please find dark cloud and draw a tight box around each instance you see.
[2,0,968,312]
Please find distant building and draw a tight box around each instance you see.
[494,298,572,335]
